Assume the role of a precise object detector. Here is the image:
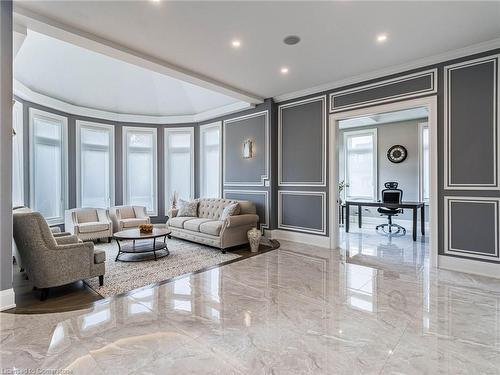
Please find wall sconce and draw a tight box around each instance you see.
[242,139,253,159]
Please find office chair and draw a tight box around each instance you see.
[376,182,406,235]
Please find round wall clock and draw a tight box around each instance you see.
[387,145,407,163]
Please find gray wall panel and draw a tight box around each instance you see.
[224,112,268,185]
[447,59,497,187]
[279,192,325,233]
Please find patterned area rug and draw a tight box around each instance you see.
[85,238,240,298]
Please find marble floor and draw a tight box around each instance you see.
[1,230,500,374]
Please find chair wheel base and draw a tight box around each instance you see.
[376,223,406,236]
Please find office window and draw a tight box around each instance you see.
[165,128,194,207]
[123,127,157,215]
[12,101,24,207]
[76,121,114,208]
[29,108,68,225]
[419,123,430,203]
[344,129,377,200]
[200,122,221,198]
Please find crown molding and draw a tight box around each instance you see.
[14,80,253,125]
[273,38,500,103]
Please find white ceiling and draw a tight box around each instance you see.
[14,30,241,117]
[339,107,428,129]
[14,1,500,101]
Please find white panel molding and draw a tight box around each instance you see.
[75,120,115,208]
[223,111,269,186]
[444,196,500,260]
[329,69,437,113]
[223,189,269,231]
[278,95,327,187]
[266,229,331,248]
[14,80,254,125]
[274,37,500,103]
[444,54,500,190]
[439,255,500,279]
[0,288,16,311]
[278,190,327,235]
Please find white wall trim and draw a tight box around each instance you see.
[14,80,254,125]
[0,288,16,311]
[75,120,115,209]
[13,6,263,105]
[122,126,158,216]
[223,111,269,186]
[274,37,500,103]
[278,190,327,235]
[329,69,437,113]
[278,95,327,187]
[444,54,500,190]
[266,229,331,248]
[438,255,500,279]
[164,127,195,210]
[418,121,429,203]
[329,96,439,267]
[29,107,69,225]
[444,196,500,260]
[223,189,269,231]
[199,121,223,198]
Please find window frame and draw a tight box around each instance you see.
[343,128,378,201]
[418,122,430,204]
[199,121,222,198]
[122,126,158,216]
[29,108,69,225]
[12,100,24,207]
[164,127,195,211]
[75,120,115,209]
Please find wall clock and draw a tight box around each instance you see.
[387,145,407,163]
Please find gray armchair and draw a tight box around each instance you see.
[109,205,150,232]
[12,212,106,300]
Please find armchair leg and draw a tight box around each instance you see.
[221,248,226,254]
[108,237,112,243]
[99,275,104,286]
[40,288,49,301]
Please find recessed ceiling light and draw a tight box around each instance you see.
[231,40,241,48]
[280,67,289,74]
[150,0,161,3]
[283,35,301,45]
[377,34,388,43]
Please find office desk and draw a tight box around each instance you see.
[345,200,425,241]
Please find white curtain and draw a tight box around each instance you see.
[200,124,221,198]
[165,129,193,204]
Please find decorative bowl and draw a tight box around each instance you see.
[139,224,153,233]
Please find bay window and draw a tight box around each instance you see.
[165,128,194,207]
[29,108,68,225]
[76,121,114,208]
[199,122,221,198]
[344,129,377,200]
[123,127,157,215]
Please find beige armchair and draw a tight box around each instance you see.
[109,205,150,233]
[13,212,105,300]
[65,208,113,242]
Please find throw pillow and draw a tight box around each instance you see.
[177,199,198,217]
[220,203,240,221]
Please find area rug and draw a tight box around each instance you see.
[85,238,240,298]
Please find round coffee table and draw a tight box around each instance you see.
[113,228,172,262]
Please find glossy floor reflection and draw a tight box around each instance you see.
[1,231,500,374]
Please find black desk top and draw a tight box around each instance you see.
[345,200,424,208]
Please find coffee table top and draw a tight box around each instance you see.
[113,227,171,240]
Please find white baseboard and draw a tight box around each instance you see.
[0,288,16,311]
[266,229,331,248]
[439,255,500,279]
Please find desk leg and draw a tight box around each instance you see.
[345,204,350,232]
[358,205,362,228]
[421,205,425,235]
[412,208,417,241]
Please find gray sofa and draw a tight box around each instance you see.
[13,211,105,300]
[167,198,259,253]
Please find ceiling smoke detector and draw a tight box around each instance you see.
[283,35,301,45]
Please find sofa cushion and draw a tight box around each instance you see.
[121,218,149,228]
[76,209,99,223]
[94,249,106,264]
[120,206,136,219]
[178,199,198,217]
[168,216,195,229]
[184,218,213,232]
[78,222,110,233]
[220,203,240,221]
[199,220,224,236]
